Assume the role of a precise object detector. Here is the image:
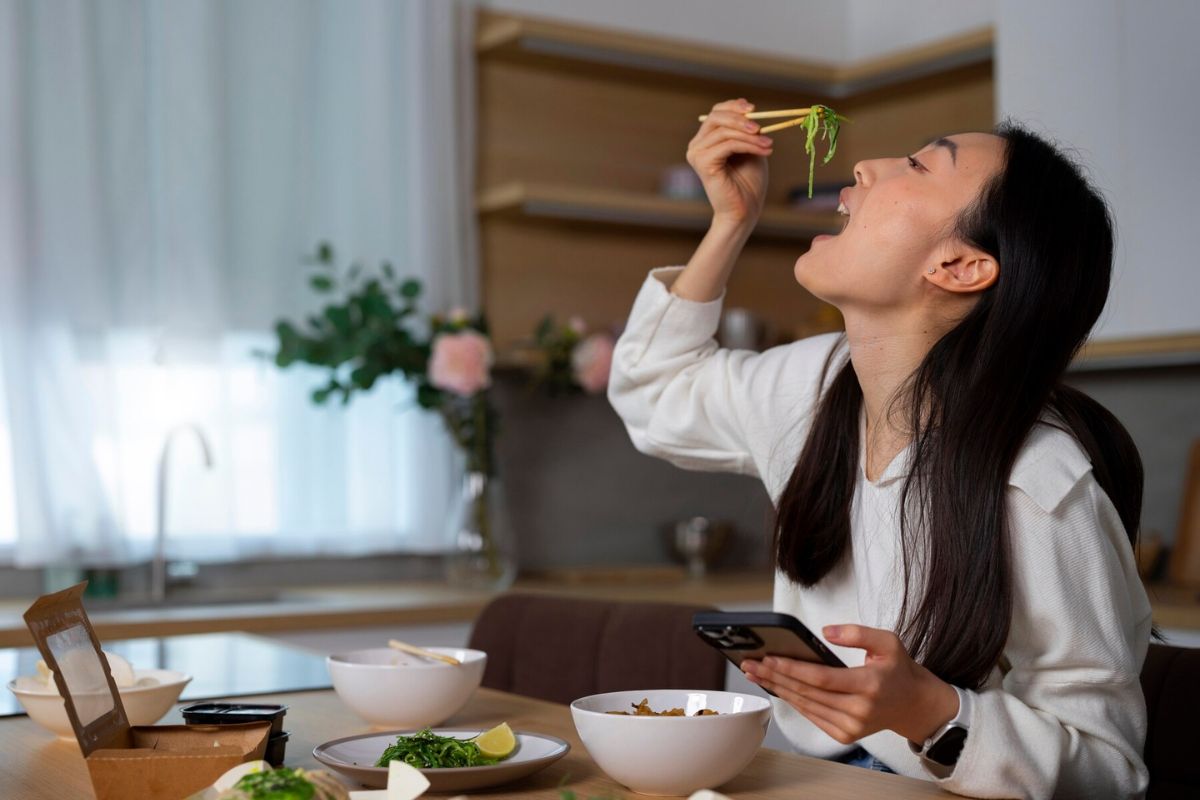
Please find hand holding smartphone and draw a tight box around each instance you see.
[692,611,846,681]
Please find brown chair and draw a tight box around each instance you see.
[466,593,727,705]
[1141,642,1200,799]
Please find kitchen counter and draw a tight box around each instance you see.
[0,570,776,648]
[2,571,1195,649]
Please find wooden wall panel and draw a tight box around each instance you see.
[480,218,829,355]
[836,63,995,166]
[477,60,849,207]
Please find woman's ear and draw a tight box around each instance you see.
[927,249,999,294]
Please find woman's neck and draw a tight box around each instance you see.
[842,311,943,479]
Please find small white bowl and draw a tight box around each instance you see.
[8,669,193,740]
[327,647,486,729]
[570,689,771,796]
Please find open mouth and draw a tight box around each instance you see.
[834,200,851,234]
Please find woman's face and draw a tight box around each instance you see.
[794,132,1005,315]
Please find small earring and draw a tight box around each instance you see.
[927,267,936,274]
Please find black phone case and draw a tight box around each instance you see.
[692,611,846,673]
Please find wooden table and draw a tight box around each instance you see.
[0,687,952,799]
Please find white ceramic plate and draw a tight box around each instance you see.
[312,728,570,792]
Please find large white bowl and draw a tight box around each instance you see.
[570,689,771,796]
[7,669,192,740]
[327,647,486,729]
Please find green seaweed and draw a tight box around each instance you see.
[375,728,500,769]
[231,768,316,800]
[801,105,850,198]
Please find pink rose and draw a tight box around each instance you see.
[571,332,614,394]
[429,330,493,397]
[567,315,588,336]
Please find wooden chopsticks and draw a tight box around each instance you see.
[697,107,817,133]
[388,638,462,666]
[697,107,814,122]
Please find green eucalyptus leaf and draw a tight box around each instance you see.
[350,365,379,390]
[325,305,352,334]
[312,382,339,404]
[416,383,441,409]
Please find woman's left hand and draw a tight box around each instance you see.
[741,624,959,745]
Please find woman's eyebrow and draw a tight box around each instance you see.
[924,137,958,167]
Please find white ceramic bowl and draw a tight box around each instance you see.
[570,689,771,796]
[327,647,486,729]
[7,669,192,739]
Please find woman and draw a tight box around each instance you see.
[608,98,1151,798]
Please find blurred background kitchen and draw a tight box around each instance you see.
[0,0,1197,692]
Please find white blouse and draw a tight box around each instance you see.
[608,266,1153,799]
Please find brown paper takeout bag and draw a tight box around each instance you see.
[23,583,270,800]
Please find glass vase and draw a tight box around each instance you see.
[444,469,516,591]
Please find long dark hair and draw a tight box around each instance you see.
[773,121,1144,690]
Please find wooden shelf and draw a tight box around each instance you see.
[477,182,841,239]
[1072,332,1200,371]
[477,10,992,97]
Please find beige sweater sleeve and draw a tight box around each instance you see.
[607,266,842,499]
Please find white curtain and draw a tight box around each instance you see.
[0,0,479,566]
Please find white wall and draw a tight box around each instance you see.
[846,0,994,61]
[996,0,1200,340]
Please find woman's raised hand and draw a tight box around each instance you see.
[686,98,773,231]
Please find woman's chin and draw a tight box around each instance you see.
[794,245,826,283]
[794,247,840,303]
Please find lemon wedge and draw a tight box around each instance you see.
[474,722,517,759]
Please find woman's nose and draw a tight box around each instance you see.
[853,159,871,187]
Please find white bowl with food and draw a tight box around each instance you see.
[570,689,771,796]
[327,647,487,729]
[7,653,192,739]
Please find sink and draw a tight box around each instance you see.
[83,589,296,611]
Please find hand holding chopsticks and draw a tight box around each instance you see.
[695,103,849,197]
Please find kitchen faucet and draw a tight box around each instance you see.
[151,424,214,603]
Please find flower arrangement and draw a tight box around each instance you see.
[529,315,616,397]
[270,242,616,475]
[271,243,501,477]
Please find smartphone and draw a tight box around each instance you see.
[692,611,846,675]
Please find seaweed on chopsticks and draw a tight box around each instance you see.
[699,103,850,198]
[796,105,848,199]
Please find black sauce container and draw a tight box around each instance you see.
[263,731,290,767]
[181,702,290,766]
